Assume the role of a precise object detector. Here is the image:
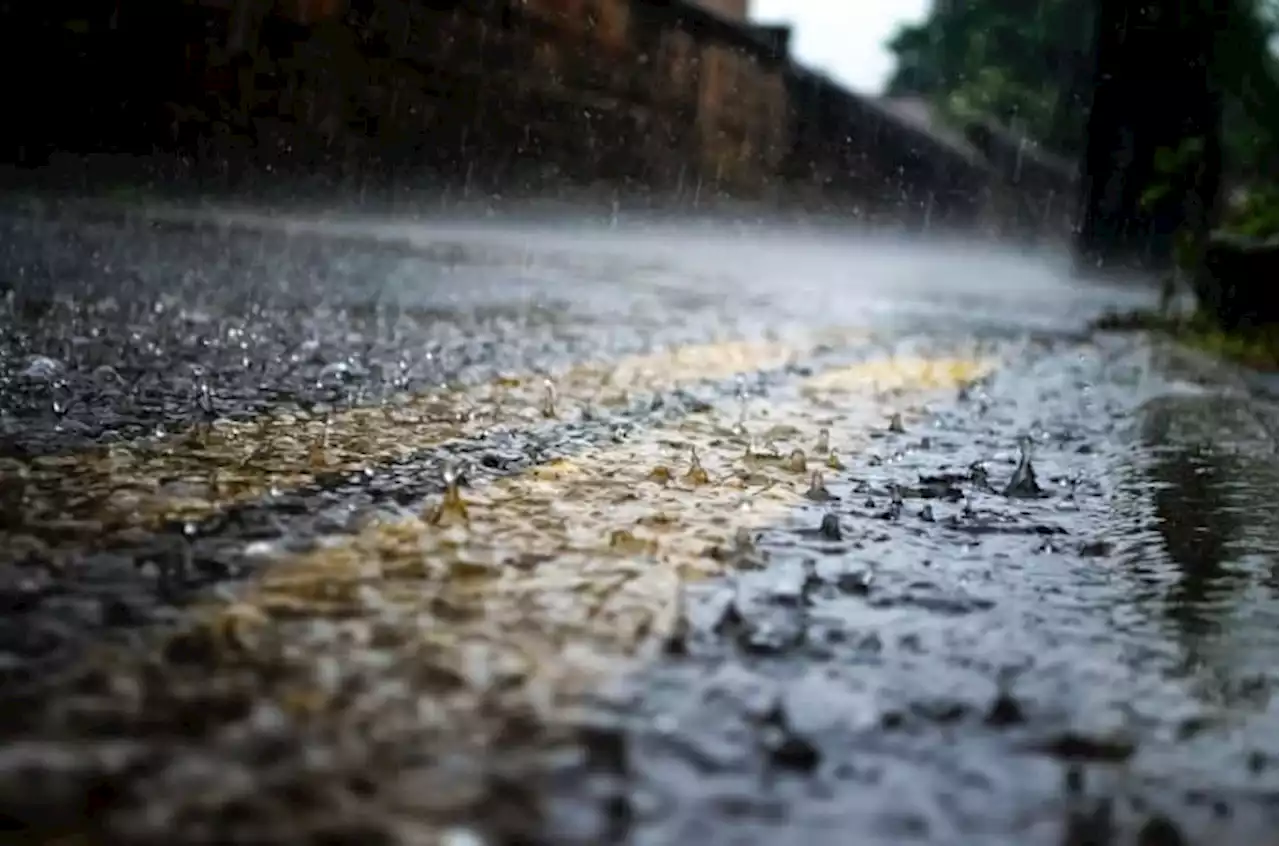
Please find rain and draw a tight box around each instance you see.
[0,1,1276,845]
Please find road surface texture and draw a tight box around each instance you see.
[0,201,1276,846]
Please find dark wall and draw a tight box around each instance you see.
[1,0,1065,239]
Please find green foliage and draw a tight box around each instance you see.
[1140,138,1207,214]
[1222,184,1280,239]
[884,0,1092,155]
[885,0,1279,194]
[1093,307,1278,371]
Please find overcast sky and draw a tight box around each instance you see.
[751,0,931,95]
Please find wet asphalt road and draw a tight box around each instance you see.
[0,202,1276,846]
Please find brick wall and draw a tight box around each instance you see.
[173,0,793,196]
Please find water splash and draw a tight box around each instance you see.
[188,381,217,444]
[888,412,906,434]
[648,465,674,485]
[815,427,830,454]
[786,449,807,473]
[884,483,905,519]
[196,381,215,420]
[970,461,991,491]
[805,470,834,502]
[683,447,710,486]
[541,378,558,419]
[734,373,750,434]
[19,355,62,382]
[427,462,470,526]
[609,529,656,555]
[308,438,331,469]
[1002,436,1045,499]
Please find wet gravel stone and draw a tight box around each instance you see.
[0,209,753,458]
[0,206,1274,846]
[559,336,1278,846]
[0,351,846,699]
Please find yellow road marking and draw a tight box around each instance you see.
[157,350,993,726]
[39,346,993,841]
[4,333,867,542]
[801,356,988,396]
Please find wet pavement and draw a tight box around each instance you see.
[0,201,1275,846]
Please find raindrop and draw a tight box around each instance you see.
[541,378,558,419]
[318,361,352,383]
[683,447,710,486]
[610,529,656,555]
[442,461,460,488]
[882,484,904,519]
[93,364,124,385]
[428,462,470,526]
[1002,436,1044,498]
[805,471,834,502]
[648,465,673,485]
[308,438,331,469]
[20,355,63,381]
[195,381,216,421]
[734,374,750,431]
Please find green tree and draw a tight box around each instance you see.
[890,0,1277,332]
[885,0,1278,190]
[884,0,1094,156]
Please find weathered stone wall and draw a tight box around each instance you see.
[131,0,792,199]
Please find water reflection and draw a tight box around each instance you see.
[1121,391,1278,706]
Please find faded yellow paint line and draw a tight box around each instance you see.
[164,349,994,734]
[4,332,868,542]
[801,355,989,397]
